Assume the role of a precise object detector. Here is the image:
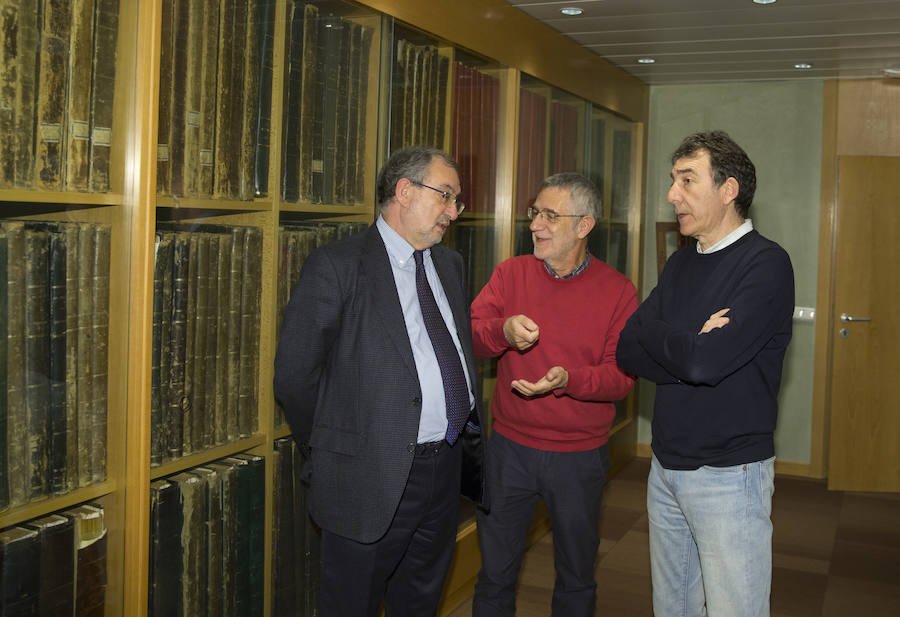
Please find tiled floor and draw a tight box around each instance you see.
[447,457,900,616]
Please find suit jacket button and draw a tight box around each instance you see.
[412,397,421,405]
[407,443,416,453]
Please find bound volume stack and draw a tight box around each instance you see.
[0,503,107,616]
[274,221,366,427]
[149,453,265,617]
[390,37,450,151]
[0,0,120,193]
[157,0,276,200]
[281,3,374,205]
[272,438,320,617]
[150,224,263,467]
[0,221,111,513]
[451,63,499,215]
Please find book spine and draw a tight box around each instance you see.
[237,228,261,438]
[34,0,73,190]
[0,230,6,511]
[172,472,208,617]
[229,454,264,617]
[202,234,219,449]
[150,234,169,466]
[25,514,75,617]
[209,461,237,617]
[225,227,244,441]
[355,26,372,203]
[76,224,94,487]
[63,224,79,491]
[70,505,108,617]
[227,0,248,200]
[4,223,26,506]
[272,438,295,617]
[297,2,319,203]
[280,1,303,203]
[158,231,175,463]
[191,233,210,451]
[48,230,68,495]
[214,231,231,445]
[331,17,351,205]
[149,479,183,617]
[213,0,235,199]
[0,527,41,615]
[88,0,119,192]
[11,3,39,188]
[239,0,261,201]
[253,0,275,197]
[90,225,110,483]
[65,0,97,191]
[24,229,50,501]
[182,233,198,454]
[168,0,189,197]
[167,232,190,459]
[194,467,223,617]
[198,0,219,196]
[0,9,17,186]
[156,0,175,195]
[181,1,203,197]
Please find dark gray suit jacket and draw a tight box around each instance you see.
[274,225,486,543]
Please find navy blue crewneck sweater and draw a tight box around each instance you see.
[617,230,794,469]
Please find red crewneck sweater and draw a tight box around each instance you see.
[471,255,637,451]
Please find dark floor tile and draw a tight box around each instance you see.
[771,566,828,617]
[827,540,900,586]
[599,505,646,543]
[835,493,900,548]
[821,576,900,617]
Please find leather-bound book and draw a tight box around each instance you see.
[149,478,182,617]
[34,0,72,190]
[297,2,319,203]
[213,231,232,445]
[239,0,260,201]
[87,0,119,192]
[65,0,96,191]
[354,26,372,203]
[213,0,236,199]
[181,1,203,197]
[272,438,295,617]
[156,0,175,195]
[202,234,219,449]
[75,228,96,488]
[0,228,6,511]
[11,3,40,188]
[192,467,223,617]
[226,453,265,617]
[253,0,275,197]
[189,233,210,452]
[24,513,75,617]
[2,222,26,507]
[158,232,176,463]
[237,228,261,438]
[182,233,198,454]
[281,1,304,203]
[171,472,208,617]
[24,228,50,501]
[0,527,40,615]
[168,0,189,197]
[206,460,237,617]
[47,230,68,495]
[151,234,172,466]
[0,8,19,186]
[225,227,244,441]
[198,0,220,196]
[66,503,107,617]
[90,225,110,483]
[167,231,190,459]
[62,224,79,492]
[331,17,351,205]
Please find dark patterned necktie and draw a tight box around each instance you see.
[413,250,469,444]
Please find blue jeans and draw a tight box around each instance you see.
[647,454,775,617]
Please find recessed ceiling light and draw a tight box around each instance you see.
[753,0,776,4]
[794,63,812,69]
[638,58,656,64]
[560,7,583,16]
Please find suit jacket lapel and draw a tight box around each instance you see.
[361,226,419,381]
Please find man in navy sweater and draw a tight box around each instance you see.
[616,131,793,617]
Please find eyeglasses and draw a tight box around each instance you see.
[411,181,465,215]
[527,206,585,224]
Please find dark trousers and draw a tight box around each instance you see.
[318,440,462,617]
[473,431,609,617]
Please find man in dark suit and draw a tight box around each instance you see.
[274,146,486,617]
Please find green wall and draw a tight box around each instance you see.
[637,80,824,464]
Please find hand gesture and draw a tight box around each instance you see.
[511,366,568,397]
[699,308,731,334]
[504,314,540,351]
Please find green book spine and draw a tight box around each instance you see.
[48,230,68,495]
[207,460,237,617]
[227,453,264,617]
[272,438,295,617]
[90,225,110,483]
[0,526,40,615]
[193,467,223,617]
[156,0,175,195]
[24,514,75,617]
[65,0,97,191]
[3,222,26,507]
[171,472,208,617]
[149,478,182,617]
[88,0,120,192]
[76,224,95,487]
[34,0,72,190]
[0,229,6,511]
[24,228,50,501]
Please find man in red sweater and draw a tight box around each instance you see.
[470,173,638,617]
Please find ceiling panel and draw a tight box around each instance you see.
[505,0,900,84]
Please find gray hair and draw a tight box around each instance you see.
[540,172,602,220]
[376,146,457,208]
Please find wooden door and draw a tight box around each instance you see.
[827,156,900,491]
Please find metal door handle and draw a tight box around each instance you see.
[840,313,871,322]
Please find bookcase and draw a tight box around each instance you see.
[0,1,647,616]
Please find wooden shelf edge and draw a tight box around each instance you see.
[0,481,118,528]
[149,434,267,480]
